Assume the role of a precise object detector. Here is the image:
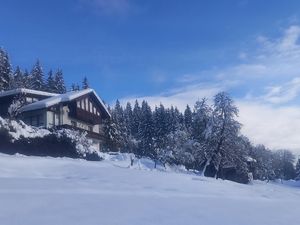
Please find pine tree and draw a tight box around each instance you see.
[184,105,193,131]
[131,100,141,138]
[138,101,154,158]
[23,69,31,89]
[30,60,44,91]
[296,158,300,180]
[102,108,123,152]
[54,69,66,93]
[272,150,296,180]
[82,76,89,89]
[153,104,169,166]
[46,70,55,92]
[124,102,133,135]
[71,83,80,91]
[0,48,12,91]
[12,66,24,89]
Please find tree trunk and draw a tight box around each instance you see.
[201,158,211,176]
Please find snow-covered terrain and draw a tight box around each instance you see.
[0,153,299,225]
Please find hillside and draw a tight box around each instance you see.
[0,153,299,225]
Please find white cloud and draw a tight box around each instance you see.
[238,101,300,153]
[119,25,300,154]
[278,25,300,52]
[119,83,223,111]
[261,77,300,104]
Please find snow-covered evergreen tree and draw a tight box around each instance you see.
[30,60,44,91]
[124,102,133,135]
[131,100,141,138]
[54,69,66,93]
[102,116,123,152]
[0,48,12,91]
[71,83,80,91]
[12,66,24,89]
[272,150,296,180]
[153,104,169,167]
[23,69,31,89]
[46,70,55,92]
[82,76,89,89]
[184,104,193,131]
[138,101,154,158]
[296,158,300,180]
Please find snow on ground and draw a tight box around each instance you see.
[0,153,299,225]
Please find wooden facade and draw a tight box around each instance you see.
[0,89,110,150]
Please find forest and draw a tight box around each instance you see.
[1,47,300,184]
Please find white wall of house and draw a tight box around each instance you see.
[45,105,101,134]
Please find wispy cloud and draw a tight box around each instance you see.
[120,25,300,153]
[78,0,132,15]
[261,77,300,104]
[119,83,223,110]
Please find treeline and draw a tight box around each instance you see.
[0,48,89,93]
[104,93,300,183]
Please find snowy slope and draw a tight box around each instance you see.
[0,153,299,225]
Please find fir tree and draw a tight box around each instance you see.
[82,76,89,89]
[124,102,133,136]
[153,104,168,144]
[46,70,55,92]
[23,69,31,89]
[296,158,300,180]
[131,100,141,138]
[138,101,154,158]
[12,66,24,89]
[0,48,12,91]
[71,83,80,91]
[54,69,66,93]
[102,112,122,152]
[153,104,169,167]
[184,105,192,131]
[30,60,44,91]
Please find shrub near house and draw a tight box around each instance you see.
[0,117,102,161]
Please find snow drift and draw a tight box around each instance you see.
[0,153,299,225]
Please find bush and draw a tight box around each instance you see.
[0,118,102,161]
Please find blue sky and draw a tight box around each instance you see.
[2,0,300,152]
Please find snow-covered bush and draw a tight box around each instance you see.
[0,117,102,161]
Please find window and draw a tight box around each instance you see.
[38,115,44,127]
[89,102,93,113]
[85,99,89,111]
[81,100,85,110]
[93,107,96,114]
[71,121,77,127]
[88,126,93,132]
[77,101,80,108]
[31,116,37,126]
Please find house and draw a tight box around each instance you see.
[0,88,111,150]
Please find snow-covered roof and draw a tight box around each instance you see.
[0,88,58,98]
[20,88,111,118]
